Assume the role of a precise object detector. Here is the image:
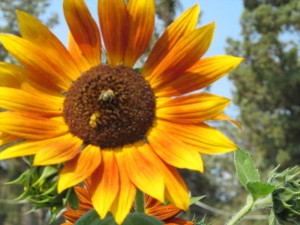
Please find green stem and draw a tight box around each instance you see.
[226,195,255,225]
[135,189,145,213]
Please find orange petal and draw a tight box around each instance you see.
[58,145,101,193]
[123,0,155,67]
[156,93,230,123]
[123,143,165,202]
[0,34,71,91]
[0,63,61,95]
[17,11,80,81]
[0,87,63,116]
[64,0,101,68]
[141,145,189,210]
[74,186,93,205]
[165,218,194,225]
[212,113,242,129]
[110,150,136,224]
[146,202,180,221]
[154,56,243,97]
[98,0,128,65]
[0,132,19,147]
[33,134,82,165]
[143,5,200,77]
[147,23,215,88]
[148,127,204,172]
[0,112,68,139]
[68,32,91,72]
[90,150,119,219]
[155,120,236,154]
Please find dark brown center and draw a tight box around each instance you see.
[63,64,155,148]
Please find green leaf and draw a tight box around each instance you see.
[123,213,163,225]
[268,211,278,225]
[74,209,116,225]
[234,148,260,188]
[190,196,205,205]
[74,211,163,225]
[246,181,275,200]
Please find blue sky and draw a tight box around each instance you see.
[49,0,243,117]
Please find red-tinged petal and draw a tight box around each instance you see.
[141,145,189,210]
[64,0,101,67]
[98,0,128,65]
[110,150,136,224]
[123,143,165,202]
[33,134,82,165]
[155,120,236,154]
[90,150,119,219]
[68,32,91,72]
[143,5,200,77]
[17,11,80,81]
[147,23,215,88]
[165,218,195,225]
[123,0,155,67]
[212,113,242,129]
[0,87,63,116]
[148,127,204,172]
[0,112,68,140]
[146,201,181,220]
[74,186,93,205]
[156,93,230,124]
[145,194,161,210]
[58,145,101,193]
[154,56,244,97]
[0,135,74,160]
[0,34,71,91]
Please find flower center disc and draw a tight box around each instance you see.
[63,65,155,148]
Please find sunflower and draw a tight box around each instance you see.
[0,0,242,224]
[62,182,195,225]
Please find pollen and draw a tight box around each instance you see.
[63,64,155,148]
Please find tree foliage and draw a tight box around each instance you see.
[0,0,58,61]
[226,0,300,169]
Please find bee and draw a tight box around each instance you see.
[89,111,100,128]
[98,89,115,102]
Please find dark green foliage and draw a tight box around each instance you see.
[226,0,300,169]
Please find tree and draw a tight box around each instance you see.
[0,0,58,61]
[226,0,300,169]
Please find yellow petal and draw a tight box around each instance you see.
[17,10,80,81]
[64,0,101,67]
[110,150,136,224]
[156,93,230,123]
[0,135,74,160]
[0,132,19,147]
[141,145,189,210]
[143,5,200,77]
[0,112,68,139]
[148,126,204,172]
[123,143,165,202]
[0,34,71,91]
[58,145,101,193]
[90,150,119,219]
[33,134,82,165]
[155,120,237,154]
[0,87,63,116]
[123,0,155,67]
[98,0,128,65]
[154,56,243,97]
[212,113,242,129]
[147,23,215,88]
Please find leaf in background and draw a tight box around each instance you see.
[190,196,205,205]
[74,209,116,225]
[246,181,275,200]
[234,148,260,188]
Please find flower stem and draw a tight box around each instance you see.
[226,195,255,225]
[135,189,145,213]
